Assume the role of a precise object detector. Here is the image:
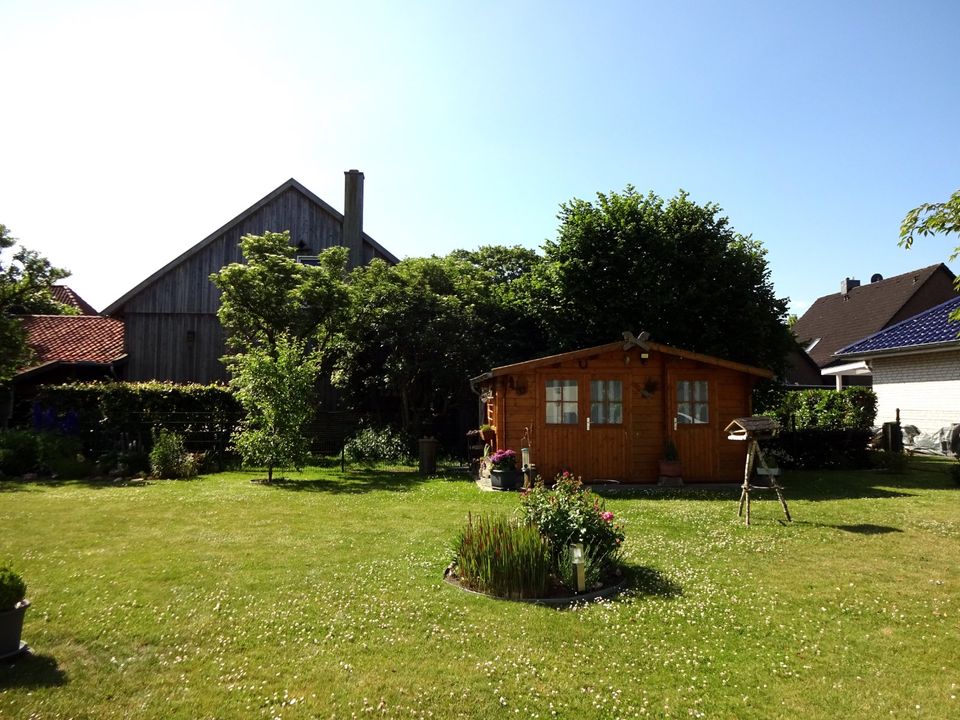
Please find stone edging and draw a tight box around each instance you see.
[443,573,629,608]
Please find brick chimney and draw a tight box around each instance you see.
[840,277,861,296]
[343,169,364,268]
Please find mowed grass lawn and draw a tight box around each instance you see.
[1,458,958,719]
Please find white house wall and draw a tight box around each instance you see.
[871,349,960,433]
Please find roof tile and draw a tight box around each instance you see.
[19,315,125,368]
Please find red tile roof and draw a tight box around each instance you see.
[18,315,125,369]
[50,285,99,315]
[791,264,956,368]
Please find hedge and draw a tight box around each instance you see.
[32,382,242,468]
[767,387,877,430]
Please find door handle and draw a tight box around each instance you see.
[586,418,591,431]
[673,417,678,431]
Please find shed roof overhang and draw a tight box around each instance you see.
[470,340,774,384]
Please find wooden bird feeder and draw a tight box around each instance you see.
[724,416,792,526]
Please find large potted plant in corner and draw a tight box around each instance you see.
[0,564,29,659]
[658,438,683,486]
[489,448,521,491]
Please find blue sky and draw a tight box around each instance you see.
[2,0,958,315]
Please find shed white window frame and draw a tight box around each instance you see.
[546,379,579,424]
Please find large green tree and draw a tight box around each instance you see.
[899,188,960,322]
[536,187,792,371]
[332,256,490,436]
[1,224,73,383]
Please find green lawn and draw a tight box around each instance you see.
[1,459,958,719]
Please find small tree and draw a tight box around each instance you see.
[230,333,319,482]
[1,223,74,383]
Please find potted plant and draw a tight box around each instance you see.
[0,564,29,659]
[659,438,683,484]
[489,448,521,491]
[479,424,497,447]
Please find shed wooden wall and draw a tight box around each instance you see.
[117,185,390,383]
[488,345,756,483]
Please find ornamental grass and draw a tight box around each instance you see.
[452,513,551,598]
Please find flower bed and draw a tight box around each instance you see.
[448,473,626,599]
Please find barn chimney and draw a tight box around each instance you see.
[343,169,364,268]
[840,277,861,296]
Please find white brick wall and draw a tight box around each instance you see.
[871,349,960,434]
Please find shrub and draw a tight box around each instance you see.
[518,473,625,574]
[0,430,40,476]
[343,425,412,464]
[0,564,27,610]
[770,387,877,430]
[36,432,90,478]
[149,429,197,479]
[452,513,551,599]
[950,460,960,486]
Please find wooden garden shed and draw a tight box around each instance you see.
[471,334,774,483]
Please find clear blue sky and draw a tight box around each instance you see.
[2,0,958,315]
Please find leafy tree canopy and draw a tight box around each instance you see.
[210,231,349,368]
[1,224,73,383]
[899,189,960,323]
[333,256,491,436]
[537,187,792,371]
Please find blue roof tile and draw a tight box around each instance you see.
[837,295,960,356]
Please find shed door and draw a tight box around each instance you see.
[583,375,629,481]
[668,371,718,481]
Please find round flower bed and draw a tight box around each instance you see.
[447,474,627,603]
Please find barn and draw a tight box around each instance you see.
[104,171,397,383]
[471,334,773,483]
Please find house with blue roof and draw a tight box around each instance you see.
[831,296,960,434]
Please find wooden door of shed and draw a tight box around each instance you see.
[581,374,630,481]
[667,370,719,481]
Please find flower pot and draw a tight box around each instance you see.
[490,469,522,491]
[0,600,30,659]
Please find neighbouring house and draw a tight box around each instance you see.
[6,313,126,424]
[471,335,773,483]
[51,285,99,315]
[789,264,957,388]
[833,295,960,435]
[103,171,398,384]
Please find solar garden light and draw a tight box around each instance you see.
[570,542,586,592]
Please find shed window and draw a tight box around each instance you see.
[590,380,623,424]
[676,380,709,424]
[546,380,578,424]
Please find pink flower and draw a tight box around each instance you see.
[601,511,614,522]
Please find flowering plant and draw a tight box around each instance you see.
[489,448,517,471]
[518,472,625,574]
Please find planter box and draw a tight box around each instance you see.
[0,600,30,659]
[490,469,522,491]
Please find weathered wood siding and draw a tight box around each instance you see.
[490,345,756,483]
[118,184,389,383]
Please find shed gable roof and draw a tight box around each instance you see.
[837,295,960,357]
[791,263,955,367]
[103,178,399,316]
[17,315,126,371]
[473,339,774,382]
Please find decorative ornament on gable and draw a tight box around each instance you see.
[622,330,651,351]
